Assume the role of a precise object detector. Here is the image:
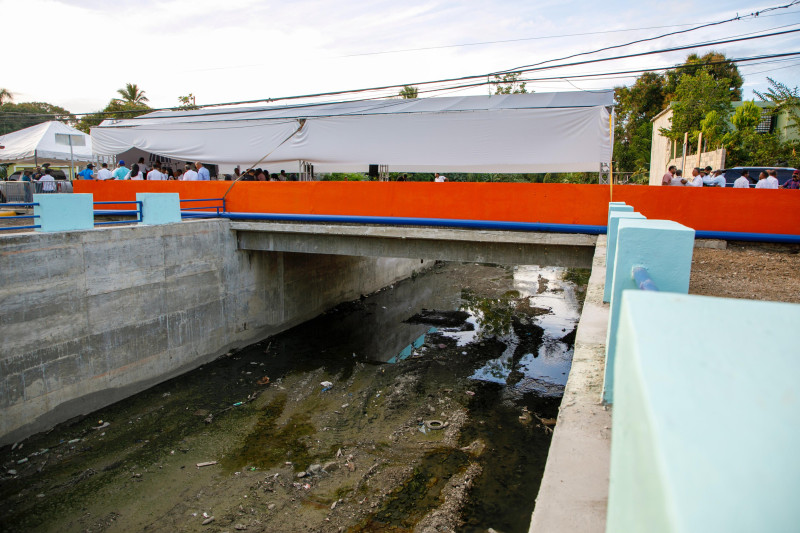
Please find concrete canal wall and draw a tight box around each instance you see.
[0,219,428,445]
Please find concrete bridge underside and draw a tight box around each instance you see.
[232,222,597,268]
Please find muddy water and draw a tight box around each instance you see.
[0,262,587,533]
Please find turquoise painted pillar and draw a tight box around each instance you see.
[603,219,694,403]
[604,210,645,303]
[136,193,181,225]
[608,291,800,533]
[33,193,94,232]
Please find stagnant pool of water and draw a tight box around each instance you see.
[0,261,587,533]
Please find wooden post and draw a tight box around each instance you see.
[681,132,688,174]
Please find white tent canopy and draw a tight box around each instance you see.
[92,92,614,173]
[0,121,94,163]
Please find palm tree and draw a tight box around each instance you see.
[115,83,149,105]
[0,88,13,105]
[398,85,418,99]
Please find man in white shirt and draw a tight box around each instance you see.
[434,172,447,182]
[702,167,727,187]
[147,163,166,181]
[766,170,780,189]
[97,163,113,181]
[755,171,777,189]
[681,167,703,187]
[733,170,751,188]
[39,169,56,192]
[182,163,198,181]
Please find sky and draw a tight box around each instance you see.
[2,0,800,114]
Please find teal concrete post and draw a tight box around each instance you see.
[33,193,94,232]
[136,193,181,225]
[603,219,694,403]
[608,291,800,533]
[604,211,645,303]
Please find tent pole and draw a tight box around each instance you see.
[34,150,38,167]
[69,136,75,181]
[608,109,614,201]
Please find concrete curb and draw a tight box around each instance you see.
[529,235,611,533]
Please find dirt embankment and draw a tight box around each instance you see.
[690,242,800,303]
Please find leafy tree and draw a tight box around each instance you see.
[0,101,76,135]
[177,93,199,110]
[665,52,743,101]
[613,72,667,175]
[754,77,800,135]
[75,99,151,133]
[398,86,418,99]
[115,83,149,106]
[660,70,732,144]
[731,101,762,132]
[700,109,728,149]
[0,88,13,105]
[491,72,528,94]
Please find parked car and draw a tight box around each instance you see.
[720,167,797,187]
[7,169,68,180]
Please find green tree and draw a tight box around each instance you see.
[754,77,800,135]
[660,70,733,145]
[491,72,527,94]
[75,99,151,133]
[0,88,13,105]
[398,86,418,99]
[115,83,149,105]
[700,109,728,149]
[665,52,743,101]
[613,72,667,174]
[731,101,762,132]
[177,93,199,110]
[0,101,76,135]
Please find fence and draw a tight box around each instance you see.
[0,181,73,202]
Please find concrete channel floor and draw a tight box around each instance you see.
[529,235,612,533]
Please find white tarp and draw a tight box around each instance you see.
[0,121,94,163]
[91,92,614,173]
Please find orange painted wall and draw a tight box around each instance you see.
[74,181,800,235]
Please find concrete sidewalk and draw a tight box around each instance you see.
[529,235,612,533]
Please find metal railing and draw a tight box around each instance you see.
[631,266,659,291]
[0,203,41,231]
[180,197,225,219]
[93,201,143,226]
[0,181,73,203]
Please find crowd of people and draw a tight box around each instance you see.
[74,158,214,181]
[661,165,800,189]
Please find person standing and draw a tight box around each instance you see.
[77,163,95,180]
[279,170,288,181]
[755,171,773,189]
[670,169,684,186]
[97,163,113,180]
[38,168,56,192]
[703,168,727,188]
[661,165,677,186]
[137,157,148,175]
[434,172,447,182]
[129,164,145,180]
[766,170,780,189]
[195,162,210,181]
[147,162,165,180]
[182,163,198,181]
[780,170,800,189]
[112,160,130,180]
[681,168,703,187]
[733,170,751,188]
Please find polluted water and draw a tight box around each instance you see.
[0,261,589,533]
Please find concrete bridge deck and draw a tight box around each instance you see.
[232,221,597,268]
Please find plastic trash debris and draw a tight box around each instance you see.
[7,469,17,476]
[16,458,28,464]
[465,391,476,396]
[202,517,215,525]
[196,461,218,468]
[93,422,110,430]
[320,381,333,388]
[257,376,271,385]
[232,402,244,407]
[424,420,448,430]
